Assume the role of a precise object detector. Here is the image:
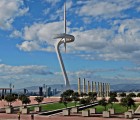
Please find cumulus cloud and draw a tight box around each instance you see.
[17,21,64,51]
[77,0,138,20]
[10,30,22,38]
[0,0,29,30]
[0,0,29,29]
[16,18,140,63]
[11,0,140,64]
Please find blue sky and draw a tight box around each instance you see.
[0,0,140,88]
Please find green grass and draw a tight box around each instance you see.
[93,103,140,114]
[29,102,140,113]
[29,102,79,111]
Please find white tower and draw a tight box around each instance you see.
[54,3,75,90]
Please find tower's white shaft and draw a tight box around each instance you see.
[55,40,70,89]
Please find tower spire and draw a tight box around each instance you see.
[64,2,66,34]
[64,2,66,52]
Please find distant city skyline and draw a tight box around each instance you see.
[0,0,140,88]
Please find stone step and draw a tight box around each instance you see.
[135,105,140,114]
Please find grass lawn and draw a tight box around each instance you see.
[93,103,140,114]
[29,102,79,111]
[29,102,140,114]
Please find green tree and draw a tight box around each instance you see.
[0,96,2,101]
[127,93,136,97]
[119,92,126,97]
[120,96,135,110]
[34,96,44,106]
[98,98,108,110]
[108,96,118,108]
[88,92,97,102]
[19,95,31,106]
[60,89,73,108]
[80,92,87,97]
[79,97,90,105]
[137,93,140,97]
[5,94,16,107]
[109,92,117,97]
[63,89,74,96]
[72,92,80,106]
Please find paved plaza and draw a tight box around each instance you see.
[0,97,140,120]
[0,112,135,120]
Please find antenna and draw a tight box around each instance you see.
[64,2,66,34]
[64,2,66,52]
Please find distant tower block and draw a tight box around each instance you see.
[100,82,103,97]
[92,81,94,92]
[78,78,81,95]
[97,82,100,97]
[88,81,91,93]
[109,83,110,96]
[107,83,110,97]
[93,82,96,92]
[98,82,101,97]
[100,82,102,97]
[83,78,86,93]
[105,83,107,97]
[106,83,108,97]
[103,83,105,97]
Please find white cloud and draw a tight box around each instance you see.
[0,0,29,30]
[17,21,64,51]
[11,0,140,64]
[77,0,138,19]
[10,30,22,38]
[44,0,61,6]
[17,41,40,51]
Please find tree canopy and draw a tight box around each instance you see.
[98,98,108,110]
[5,94,17,107]
[120,96,135,110]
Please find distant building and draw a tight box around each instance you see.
[39,87,43,96]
